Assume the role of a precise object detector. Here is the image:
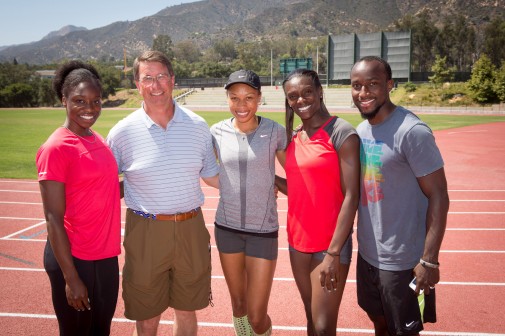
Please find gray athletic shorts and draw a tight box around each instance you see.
[214,225,278,260]
[288,232,353,265]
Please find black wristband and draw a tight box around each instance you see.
[323,250,340,257]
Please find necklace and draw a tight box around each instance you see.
[233,116,259,140]
[63,126,97,144]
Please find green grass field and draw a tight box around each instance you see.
[1,108,504,179]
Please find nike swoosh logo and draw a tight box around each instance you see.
[260,134,268,137]
[405,321,415,327]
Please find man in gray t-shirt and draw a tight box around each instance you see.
[351,56,449,336]
[357,105,444,271]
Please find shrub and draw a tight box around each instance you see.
[404,82,417,92]
[467,54,497,103]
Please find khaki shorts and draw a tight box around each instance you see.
[122,208,211,321]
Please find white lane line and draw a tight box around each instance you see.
[0,267,46,272]
[2,220,504,232]
[446,228,505,231]
[2,187,505,196]
[450,199,505,202]
[0,312,501,335]
[448,212,505,214]
[3,194,505,201]
[0,238,47,242]
[0,313,503,335]
[449,189,505,192]
[0,190,40,193]
[2,203,504,214]
[0,201,42,205]
[1,269,504,288]
[0,180,38,184]
[0,217,44,221]
[2,239,505,255]
[439,250,505,253]
[1,184,505,191]
[1,221,46,239]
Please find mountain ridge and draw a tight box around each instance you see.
[42,25,88,41]
[0,0,502,65]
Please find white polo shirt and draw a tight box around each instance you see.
[107,102,219,214]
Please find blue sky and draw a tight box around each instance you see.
[0,0,199,46]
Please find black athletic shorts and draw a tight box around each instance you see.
[356,253,436,335]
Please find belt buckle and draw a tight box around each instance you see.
[174,208,198,222]
[175,210,188,223]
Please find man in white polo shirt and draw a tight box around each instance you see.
[107,50,219,336]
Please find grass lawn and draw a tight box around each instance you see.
[1,108,504,179]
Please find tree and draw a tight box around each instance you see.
[452,15,476,71]
[429,55,455,87]
[212,38,237,61]
[0,62,41,107]
[234,42,270,75]
[193,62,230,78]
[395,12,438,72]
[467,54,497,103]
[0,62,34,90]
[412,11,439,72]
[0,83,37,107]
[172,60,192,78]
[152,34,174,60]
[494,63,505,102]
[90,62,121,99]
[36,78,57,107]
[433,14,477,71]
[173,40,201,63]
[482,17,505,68]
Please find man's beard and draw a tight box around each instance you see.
[359,106,380,121]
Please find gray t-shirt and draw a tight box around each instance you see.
[210,117,286,233]
[357,106,444,271]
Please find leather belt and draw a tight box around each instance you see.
[131,208,200,222]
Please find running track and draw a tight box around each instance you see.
[0,122,504,335]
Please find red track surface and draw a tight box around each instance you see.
[1,122,504,335]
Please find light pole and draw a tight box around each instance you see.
[270,49,273,87]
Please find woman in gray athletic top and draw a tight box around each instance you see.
[210,70,286,336]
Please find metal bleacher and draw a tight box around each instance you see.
[180,86,352,110]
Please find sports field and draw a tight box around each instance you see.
[1,107,504,179]
[0,107,504,335]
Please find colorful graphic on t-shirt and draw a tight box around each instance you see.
[361,138,384,205]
